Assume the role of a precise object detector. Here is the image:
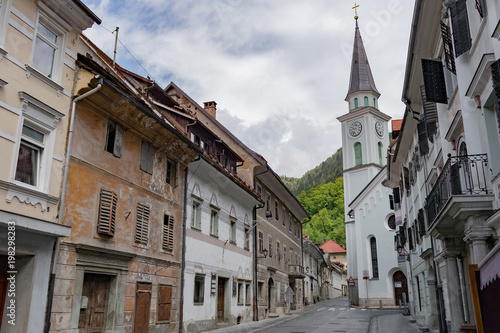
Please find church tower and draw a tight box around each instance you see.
[337,14,391,208]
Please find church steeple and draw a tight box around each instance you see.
[345,17,380,109]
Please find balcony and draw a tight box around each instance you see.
[288,264,305,279]
[426,154,493,235]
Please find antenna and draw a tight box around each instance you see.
[112,27,119,68]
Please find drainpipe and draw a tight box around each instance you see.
[44,75,103,333]
[179,155,200,332]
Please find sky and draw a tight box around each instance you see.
[83,0,415,178]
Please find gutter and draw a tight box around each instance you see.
[44,75,103,333]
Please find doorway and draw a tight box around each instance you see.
[79,273,111,333]
[217,277,226,323]
[134,282,152,332]
[393,271,409,305]
[267,278,275,313]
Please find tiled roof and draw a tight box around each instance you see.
[392,119,403,132]
[320,240,346,254]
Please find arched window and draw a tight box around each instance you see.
[373,98,376,108]
[354,98,358,108]
[354,143,362,166]
[364,96,369,106]
[370,237,379,278]
[378,142,383,165]
[388,215,396,230]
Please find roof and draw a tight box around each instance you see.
[392,119,403,132]
[321,240,346,254]
[346,20,380,98]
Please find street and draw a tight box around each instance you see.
[256,298,416,333]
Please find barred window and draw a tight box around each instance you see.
[97,189,117,236]
[162,215,174,251]
[135,203,150,245]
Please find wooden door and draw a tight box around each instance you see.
[217,278,225,323]
[79,274,111,333]
[134,282,152,332]
[393,271,409,305]
[0,256,7,328]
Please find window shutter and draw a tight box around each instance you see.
[475,0,485,18]
[97,189,117,236]
[451,0,471,57]
[417,121,429,157]
[491,60,500,133]
[409,162,415,186]
[440,21,456,74]
[135,203,150,245]
[140,141,149,173]
[420,85,439,143]
[113,123,123,157]
[408,226,414,250]
[158,285,172,322]
[403,166,410,195]
[418,209,426,236]
[163,215,175,251]
[422,60,448,104]
[147,145,154,174]
[174,162,179,187]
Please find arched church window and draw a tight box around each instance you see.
[354,98,358,108]
[354,143,362,166]
[364,96,369,106]
[378,142,383,165]
[370,237,379,278]
[388,215,396,230]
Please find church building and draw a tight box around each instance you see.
[337,12,407,307]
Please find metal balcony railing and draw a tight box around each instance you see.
[426,154,489,227]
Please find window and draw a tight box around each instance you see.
[194,275,205,304]
[389,195,395,210]
[289,215,292,231]
[266,192,270,212]
[15,125,44,186]
[230,219,237,244]
[244,226,250,250]
[268,236,273,258]
[135,203,150,245]
[364,96,369,106]
[370,237,379,278]
[283,245,287,263]
[258,231,263,252]
[275,200,279,220]
[378,142,383,165]
[166,159,177,186]
[0,0,12,47]
[31,16,65,80]
[256,184,262,196]
[354,142,362,166]
[450,0,471,57]
[105,120,123,157]
[422,59,447,104]
[158,285,172,322]
[282,207,286,226]
[354,98,358,108]
[238,281,244,305]
[191,200,201,229]
[162,215,174,251]
[373,98,376,108]
[440,21,456,75]
[388,215,396,230]
[140,141,155,174]
[258,282,264,298]
[245,282,251,305]
[277,241,280,262]
[97,189,117,236]
[210,209,219,236]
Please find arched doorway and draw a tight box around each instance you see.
[393,271,408,306]
[267,278,275,314]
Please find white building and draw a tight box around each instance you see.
[302,236,323,304]
[337,16,408,307]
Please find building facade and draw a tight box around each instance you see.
[385,1,500,332]
[0,0,99,331]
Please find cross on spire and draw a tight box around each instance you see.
[353,3,359,20]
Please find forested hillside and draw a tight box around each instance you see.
[281,148,345,246]
[282,148,342,196]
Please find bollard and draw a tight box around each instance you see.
[379,300,382,309]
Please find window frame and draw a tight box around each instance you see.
[230,218,237,244]
[157,284,172,323]
[244,226,250,250]
[245,282,251,306]
[210,208,219,237]
[140,141,155,174]
[237,280,244,305]
[194,274,205,305]
[162,214,175,252]
[0,0,12,49]
[191,199,202,230]
[105,119,123,157]
[166,159,178,187]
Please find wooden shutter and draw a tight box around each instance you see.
[134,283,152,332]
[162,215,174,251]
[113,123,123,157]
[157,285,172,322]
[140,141,154,174]
[451,0,472,57]
[97,189,117,236]
[440,21,456,75]
[417,121,429,156]
[135,203,150,245]
[403,166,410,195]
[422,60,448,104]
[491,60,500,133]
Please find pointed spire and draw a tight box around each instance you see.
[346,20,380,99]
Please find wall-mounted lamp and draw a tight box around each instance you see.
[257,248,268,259]
[265,211,272,219]
[347,210,355,219]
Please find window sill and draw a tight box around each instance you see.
[237,303,244,306]
[25,65,64,96]
[0,179,58,212]
[191,226,202,232]
[0,47,6,60]
[194,302,204,306]
[132,242,149,250]
[230,240,237,245]
[210,233,219,239]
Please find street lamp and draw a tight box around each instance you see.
[257,248,268,259]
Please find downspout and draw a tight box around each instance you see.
[44,75,103,333]
[179,155,201,333]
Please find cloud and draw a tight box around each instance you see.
[83,0,414,177]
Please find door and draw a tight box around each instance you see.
[79,274,111,333]
[268,278,275,313]
[217,278,225,323]
[134,282,152,332]
[393,271,409,305]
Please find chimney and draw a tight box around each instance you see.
[204,101,217,118]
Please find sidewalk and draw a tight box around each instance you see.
[205,300,327,333]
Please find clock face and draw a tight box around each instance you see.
[349,121,363,137]
[375,121,384,137]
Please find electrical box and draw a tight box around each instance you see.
[81,296,88,309]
